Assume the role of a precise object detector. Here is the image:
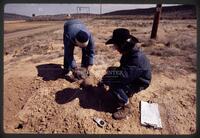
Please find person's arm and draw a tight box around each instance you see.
[81,35,95,73]
[87,35,95,66]
[102,66,143,86]
[119,65,144,84]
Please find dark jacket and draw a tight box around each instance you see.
[102,46,151,90]
[119,47,151,89]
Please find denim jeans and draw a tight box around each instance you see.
[110,85,141,105]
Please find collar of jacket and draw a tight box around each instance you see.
[122,46,139,55]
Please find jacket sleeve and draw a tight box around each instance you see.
[81,35,95,67]
[87,35,95,65]
[119,65,144,85]
[102,66,143,86]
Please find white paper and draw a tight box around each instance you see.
[140,101,162,129]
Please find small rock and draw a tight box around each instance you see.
[19,97,23,101]
[38,108,42,112]
[15,123,23,129]
[165,42,171,47]
[187,24,196,29]
[21,105,24,109]
[52,130,58,134]
[40,117,45,122]
[8,97,12,101]
[111,123,115,128]
[105,123,112,130]
[192,78,196,82]
[5,51,9,55]
[116,128,121,131]
[36,77,42,81]
[190,127,195,133]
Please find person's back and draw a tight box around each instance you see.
[64,19,90,41]
[120,47,151,90]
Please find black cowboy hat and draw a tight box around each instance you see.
[106,28,139,45]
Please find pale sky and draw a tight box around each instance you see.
[4,4,179,17]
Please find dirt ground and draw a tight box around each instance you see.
[3,18,197,134]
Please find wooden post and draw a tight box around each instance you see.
[100,3,102,16]
[99,0,102,18]
[150,4,162,39]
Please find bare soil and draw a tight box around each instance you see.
[3,18,197,134]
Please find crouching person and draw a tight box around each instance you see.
[102,28,151,120]
[63,19,95,80]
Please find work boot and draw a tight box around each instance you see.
[112,104,132,120]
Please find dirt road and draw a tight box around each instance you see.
[4,25,63,42]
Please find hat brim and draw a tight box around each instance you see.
[105,39,114,45]
[131,35,139,43]
[105,35,139,45]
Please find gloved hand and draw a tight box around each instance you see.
[97,80,109,91]
[97,80,104,87]
[72,67,88,80]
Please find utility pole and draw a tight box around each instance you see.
[100,0,102,17]
[150,4,162,39]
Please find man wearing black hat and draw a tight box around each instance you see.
[63,19,95,78]
[102,28,151,120]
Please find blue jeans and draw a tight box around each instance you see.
[110,85,141,105]
[102,67,143,105]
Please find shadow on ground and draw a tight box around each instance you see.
[55,85,119,113]
[36,63,65,81]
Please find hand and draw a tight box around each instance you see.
[97,80,104,87]
[72,68,82,80]
[72,67,89,80]
[97,81,109,91]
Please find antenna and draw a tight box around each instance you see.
[76,6,90,18]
